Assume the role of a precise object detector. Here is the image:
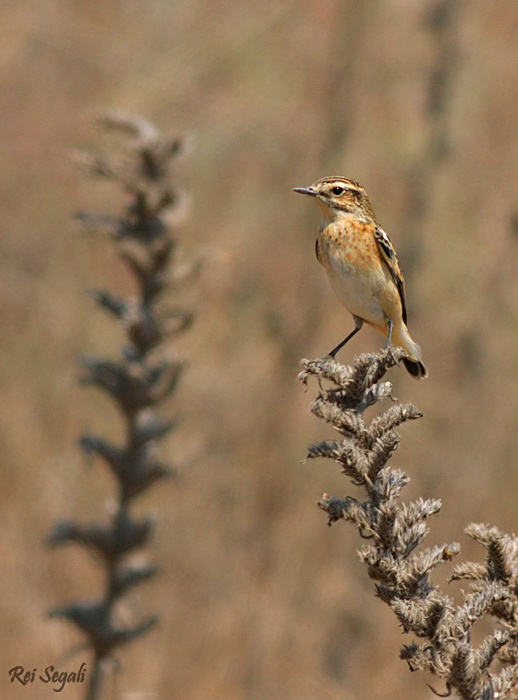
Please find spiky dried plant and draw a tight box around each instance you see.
[299,349,518,699]
[48,112,196,700]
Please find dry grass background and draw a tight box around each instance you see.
[2,1,518,698]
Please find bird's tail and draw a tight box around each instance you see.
[391,323,427,379]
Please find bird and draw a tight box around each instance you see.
[294,176,427,378]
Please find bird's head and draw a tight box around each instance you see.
[294,177,374,220]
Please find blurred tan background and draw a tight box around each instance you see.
[2,1,518,698]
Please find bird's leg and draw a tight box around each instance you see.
[384,318,394,349]
[328,317,363,358]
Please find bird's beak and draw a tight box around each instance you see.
[293,186,318,197]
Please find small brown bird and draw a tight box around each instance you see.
[294,176,427,378]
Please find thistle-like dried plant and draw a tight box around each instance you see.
[299,349,518,699]
[48,113,196,700]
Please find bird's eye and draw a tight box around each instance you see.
[331,186,345,196]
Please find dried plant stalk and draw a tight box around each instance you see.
[300,349,518,699]
[49,113,195,700]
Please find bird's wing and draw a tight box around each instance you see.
[374,224,407,324]
[315,237,322,265]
